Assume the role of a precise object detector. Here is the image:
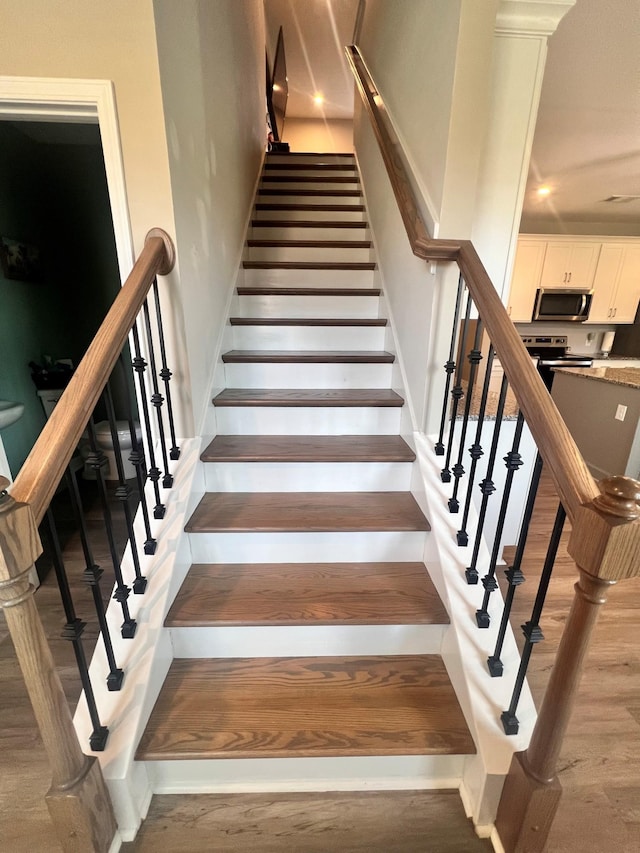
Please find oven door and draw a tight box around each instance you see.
[533,288,592,322]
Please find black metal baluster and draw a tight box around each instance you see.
[142,299,173,489]
[488,452,544,677]
[465,372,509,584]
[65,467,124,692]
[44,507,109,751]
[457,346,495,546]
[103,384,147,594]
[449,319,484,512]
[435,273,466,456]
[441,289,472,483]
[86,417,137,639]
[118,353,156,555]
[152,277,180,461]
[131,322,165,520]
[501,503,567,735]
[476,410,525,628]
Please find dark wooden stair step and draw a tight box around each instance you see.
[243,261,376,270]
[185,492,430,533]
[247,239,371,248]
[258,189,363,197]
[221,350,394,363]
[237,286,380,296]
[212,389,404,407]
[251,219,369,228]
[255,203,365,212]
[229,317,387,326]
[200,435,415,462]
[166,562,447,627]
[263,162,357,171]
[135,655,475,760]
[266,151,355,157]
[262,175,360,183]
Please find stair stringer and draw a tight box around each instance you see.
[72,437,204,841]
[410,431,538,835]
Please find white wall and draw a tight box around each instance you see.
[153,0,266,434]
[284,118,353,153]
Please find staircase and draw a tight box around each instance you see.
[135,152,476,794]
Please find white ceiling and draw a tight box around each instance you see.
[264,0,359,119]
[521,0,640,230]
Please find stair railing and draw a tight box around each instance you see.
[0,228,176,853]
[346,43,640,852]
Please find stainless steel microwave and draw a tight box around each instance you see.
[532,288,592,322]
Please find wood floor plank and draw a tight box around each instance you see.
[212,388,405,407]
[185,492,430,533]
[122,790,492,853]
[221,350,394,363]
[165,562,448,627]
[229,317,387,326]
[135,655,474,760]
[200,435,415,462]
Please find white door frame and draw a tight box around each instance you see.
[0,76,135,282]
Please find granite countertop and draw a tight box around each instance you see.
[553,366,640,389]
[458,380,520,420]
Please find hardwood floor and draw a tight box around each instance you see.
[3,474,640,851]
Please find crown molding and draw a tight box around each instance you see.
[496,0,576,37]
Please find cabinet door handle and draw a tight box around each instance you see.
[568,271,572,283]
[613,307,617,317]
[563,272,567,283]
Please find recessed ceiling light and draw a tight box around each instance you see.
[537,185,552,196]
[313,93,324,105]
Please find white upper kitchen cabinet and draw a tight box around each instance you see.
[588,243,640,324]
[539,241,600,289]
[507,240,545,322]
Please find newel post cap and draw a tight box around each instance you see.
[568,476,640,582]
[0,479,42,582]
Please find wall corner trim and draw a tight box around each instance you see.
[496,0,576,37]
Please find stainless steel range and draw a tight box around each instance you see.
[521,335,593,390]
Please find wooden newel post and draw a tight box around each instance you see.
[496,476,640,853]
[0,477,117,852]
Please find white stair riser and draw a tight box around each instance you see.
[170,624,445,658]
[214,405,402,435]
[247,246,373,262]
[244,268,375,288]
[223,362,393,389]
[239,293,379,318]
[258,194,363,207]
[261,180,361,192]
[250,225,370,240]
[146,755,466,794]
[266,154,355,164]
[187,530,427,563]
[262,168,358,178]
[254,208,366,222]
[203,460,413,492]
[232,324,386,350]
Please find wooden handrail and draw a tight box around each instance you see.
[11,228,175,525]
[345,44,599,520]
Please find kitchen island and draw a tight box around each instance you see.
[551,366,640,480]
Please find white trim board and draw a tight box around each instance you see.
[0,76,135,283]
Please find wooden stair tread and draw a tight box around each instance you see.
[247,239,371,248]
[185,492,430,533]
[221,350,394,363]
[135,655,474,760]
[213,389,404,407]
[166,563,448,627]
[229,317,387,326]
[251,219,368,228]
[237,286,380,295]
[258,189,363,197]
[262,176,360,183]
[266,152,355,157]
[264,162,357,171]
[243,261,376,270]
[255,204,365,212]
[200,435,416,462]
